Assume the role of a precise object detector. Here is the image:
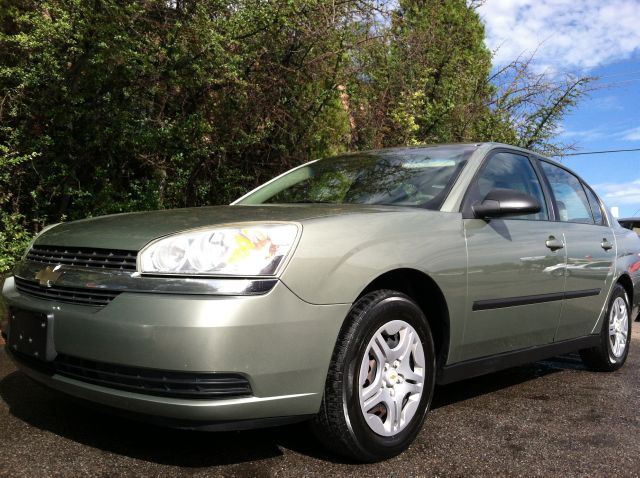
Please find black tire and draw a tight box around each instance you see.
[580,284,632,372]
[312,289,436,462]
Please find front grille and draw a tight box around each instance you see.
[15,277,120,307]
[27,245,137,271]
[52,354,252,399]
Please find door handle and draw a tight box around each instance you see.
[601,239,613,251]
[545,236,564,251]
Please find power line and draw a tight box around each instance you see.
[556,148,640,157]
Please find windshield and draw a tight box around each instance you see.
[236,145,476,209]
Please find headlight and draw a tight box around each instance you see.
[139,223,299,276]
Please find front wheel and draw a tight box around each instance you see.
[580,284,631,371]
[312,290,436,462]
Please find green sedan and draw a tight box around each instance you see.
[2,143,639,461]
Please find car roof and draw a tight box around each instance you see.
[336,142,566,166]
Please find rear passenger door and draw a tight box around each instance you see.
[539,160,615,340]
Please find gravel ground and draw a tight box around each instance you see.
[0,327,639,477]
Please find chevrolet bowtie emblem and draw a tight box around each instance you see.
[35,265,63,287]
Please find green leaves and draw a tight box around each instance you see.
[0,0,590,272]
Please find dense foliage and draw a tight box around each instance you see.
[0,0,589,272]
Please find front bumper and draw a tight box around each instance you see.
[1,276,350,424]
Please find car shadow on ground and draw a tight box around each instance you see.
[0,354,584,467]
[431,352,585,409]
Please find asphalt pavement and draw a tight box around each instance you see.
[0,328,639,477]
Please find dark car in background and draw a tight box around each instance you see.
[619,217,640,235]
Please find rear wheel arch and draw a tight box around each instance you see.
[616,273,634,308]
[357,268,450,369]
[580,283,631,371]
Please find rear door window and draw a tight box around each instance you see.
[540,161,594,224]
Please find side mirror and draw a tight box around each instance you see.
[473,188,541,219]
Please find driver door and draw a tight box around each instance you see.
[461,151,566,361]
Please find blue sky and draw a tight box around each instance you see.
[478,1,640,218]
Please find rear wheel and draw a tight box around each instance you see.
[312,290,436,462]
[580,284,631,371]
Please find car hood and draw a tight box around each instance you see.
[34,204,410,251]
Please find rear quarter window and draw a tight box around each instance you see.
[583,184,606,226]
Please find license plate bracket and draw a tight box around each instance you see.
[8,309,56,361]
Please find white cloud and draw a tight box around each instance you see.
[560,123,640,143]
[621,127,640,141]
[595,179,640,205]
[478,0,640,71]
[558,126,607,142]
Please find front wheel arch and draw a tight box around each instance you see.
[356,268,450,370]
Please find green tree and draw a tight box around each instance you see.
[483,52,594,156]
[346,0,495,148]
[0,0,592,272]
